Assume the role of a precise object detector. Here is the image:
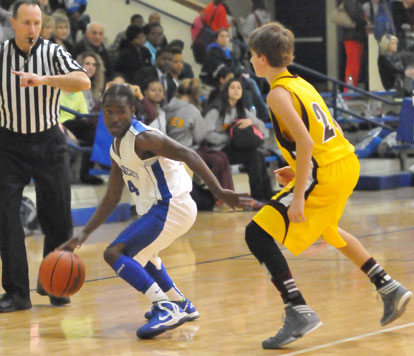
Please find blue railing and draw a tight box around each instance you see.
[290,62,399,131]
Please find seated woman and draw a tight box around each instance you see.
[77,51,105,112]
[200,28,269,121]
[203,78,273,208]
[164,78,235,209]
[141,79,167,133]
[378,34,414,96]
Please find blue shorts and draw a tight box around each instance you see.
[110,194,197,267]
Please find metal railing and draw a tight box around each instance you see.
[290,62,400,131]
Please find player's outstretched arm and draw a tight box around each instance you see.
[135,131,252,210]
[58,162,125,251]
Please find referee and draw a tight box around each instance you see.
[0,0,90,312]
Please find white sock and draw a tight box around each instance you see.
[165,285,185,302]
[144,283,168,303]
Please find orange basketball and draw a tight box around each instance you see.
[38,250,85,297]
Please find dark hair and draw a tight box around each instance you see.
[126,24,144,42]
[214,28,229,40]
[155,47,172,59]
[213,0,224,5]
[212,78,245,119]
[142,78,162,92]
[13,0,41,18]
[102,84,136,108]
[168,39,184,50]
[130,14,143,23]
[143,22,162,35]
[252,0,266,11]
[216,66,233,80]
[248,22,294,67]
[169,47,182,56]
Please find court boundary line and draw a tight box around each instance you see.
[282,323,414,356]
[29,225,414,290]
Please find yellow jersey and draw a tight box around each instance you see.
[269,70,354,170]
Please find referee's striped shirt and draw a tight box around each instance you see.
[0,38,85,134]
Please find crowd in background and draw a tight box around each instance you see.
[0,0,273,210]
[3,0,414,206]
[338,0,414,96]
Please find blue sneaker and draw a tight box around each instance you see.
[144,298,200,321]
[136,300,189,339]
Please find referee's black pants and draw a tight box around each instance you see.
[0,126,73,299]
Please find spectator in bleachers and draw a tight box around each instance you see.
[59,89,103,185]
[73,22,113,80]
[341,0,368,91]
[241,0,271,41]
[0,7,13,43]
[169,47,184,87]
[50,0,89,43]
[165,78,235,208]
[148,12,160,25]
[144,22,165,65]
[50,12,73,54]
[201,28,269,121]
[114,24,152,85]
[148,11,167,47]
[168,39,194,80]
[77,51,105,112]
[203,78,272,208]
[41,14,54,40]
[392,0,414,50]
[378,33,414,95]
[141,78,166,133]
[203,0,229,32]
[135,47,177,104]
[204,66,234,109]
[109,13,144,56]
[200,28,244,86]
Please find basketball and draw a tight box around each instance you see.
[38,250,86,297]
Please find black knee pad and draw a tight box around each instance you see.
[245,220,278,263]
[245,220,291,278]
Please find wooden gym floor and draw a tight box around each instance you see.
[1,187,413,356]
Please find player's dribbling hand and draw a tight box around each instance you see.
[275,166,295,186]
[57,233,88,251]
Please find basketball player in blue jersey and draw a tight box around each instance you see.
[60,84,251,339]
[245,22,412,349]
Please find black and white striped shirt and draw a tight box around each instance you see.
[0,38,85,134]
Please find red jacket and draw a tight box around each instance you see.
[204,2,229,32]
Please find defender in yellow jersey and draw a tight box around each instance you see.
[245,22,412,350]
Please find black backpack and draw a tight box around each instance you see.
[191,7,218,65]
[190,181,215,211]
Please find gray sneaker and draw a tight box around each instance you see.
[262,304,322,349]
[379,281,412,326]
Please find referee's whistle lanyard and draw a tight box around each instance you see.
[11,38,35,72]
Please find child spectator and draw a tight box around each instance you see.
[141,79,167,134]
